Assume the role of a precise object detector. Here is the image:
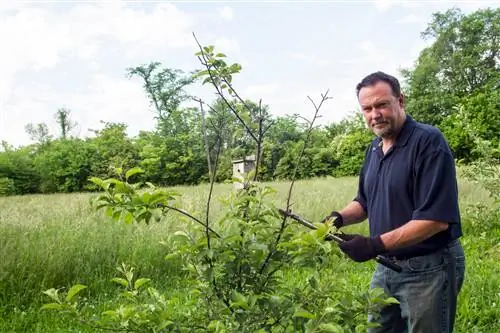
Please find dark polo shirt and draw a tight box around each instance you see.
[354,115,463,259]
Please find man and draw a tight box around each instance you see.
[323,71,466,333]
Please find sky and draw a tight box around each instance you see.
[1,0,498,147]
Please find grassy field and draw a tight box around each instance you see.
[0,176,499,332]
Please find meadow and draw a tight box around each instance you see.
[0,175,499,332]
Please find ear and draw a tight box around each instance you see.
[398,93,405,107]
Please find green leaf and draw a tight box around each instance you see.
[384,297,400,304]
[105,206,114,217]
[65,284,87,302]
[124,211,134,224]
[208,320,226,332]
[40,303,63,310]
[215,53,227,58]
[42,288,61,303]
[308,275,319,290]
[125,167,143,180]
[111,277,129,288]
[134,278,151,290]
[203,77,212,85]
[102,310,118,317]
[88,177,108,190]
[229,63,242,73]
[318,323,344,332]
[112,209,122,221]
[293,308,316,319]
[231,291,248,309]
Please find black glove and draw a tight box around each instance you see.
[338,234,386,262]
[321,211,344,229]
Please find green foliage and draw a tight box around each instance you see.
[329,114,373,177]
[401,7,499,160]
[88,121,141,181]
[55,108,77,139]
[33,138,101,193]
[440,88,500,161]
[0,177,16,196]
[39,37,395,332]
[0,146,41,194]
[42,170,395,332]
[126,61,195,125]
[194,44,242,96]
[89,167,179,224]
[0,7,497,196]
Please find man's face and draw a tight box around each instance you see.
[358,81,404,139]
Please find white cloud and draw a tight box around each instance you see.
[358,40,375,53]
[286,52,329,68]
[68,2,194,60]
[213,36,240,54]
[396,14,421,24]
[218,6,234,21]
[374,0,422,11]
[288,52,310,61]
[0,2,194,74]
[374,0,394,12]
[0,0,22,15]
[244,83,278,98]
[340,40,385,65]
[0,2,199,146]
[1,74,154,146]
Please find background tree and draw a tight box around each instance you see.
[400,7,499,160]
[55,108,77,139]
[24,123,52,147]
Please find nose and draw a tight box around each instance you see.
[372,108,382,119]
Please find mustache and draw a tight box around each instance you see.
[372,121,388,126]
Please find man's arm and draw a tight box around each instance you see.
[380,219,448,251]
[339,201,367,226]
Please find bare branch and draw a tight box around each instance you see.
[220,76,256,116]
[158,204,222,239]
[198,99,213,181]
[205,132,223,249]
[259,89,331,275]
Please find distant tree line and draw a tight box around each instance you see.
[0,7,498,196]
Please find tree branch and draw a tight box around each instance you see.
[259,90,331,275]
[158,204,222,239]
[196,98,213,181]
[192,32,259,144]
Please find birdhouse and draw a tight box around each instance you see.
[232,155,256,189]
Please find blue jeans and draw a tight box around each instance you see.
[368,239,466,333]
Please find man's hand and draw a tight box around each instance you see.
[321,211,344,229]
[338,234,386,262]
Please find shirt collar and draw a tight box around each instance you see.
[374,115,416,148]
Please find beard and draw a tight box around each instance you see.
[371,120,396,138]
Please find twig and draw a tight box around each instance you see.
[259,90,331,275]
[286,90,331,207]
[253,99,264,181]
[192,32,258,143]
[158,204,222,238]
[197,98,213,181]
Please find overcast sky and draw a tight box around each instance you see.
[0,0,497,147]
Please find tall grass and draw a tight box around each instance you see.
[0,176,498,332]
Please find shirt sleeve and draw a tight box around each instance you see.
[411,147,460,224]
[353,145,371,213]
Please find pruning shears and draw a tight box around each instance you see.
[278,209,403,273]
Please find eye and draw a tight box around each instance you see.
[375,101,390,109]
